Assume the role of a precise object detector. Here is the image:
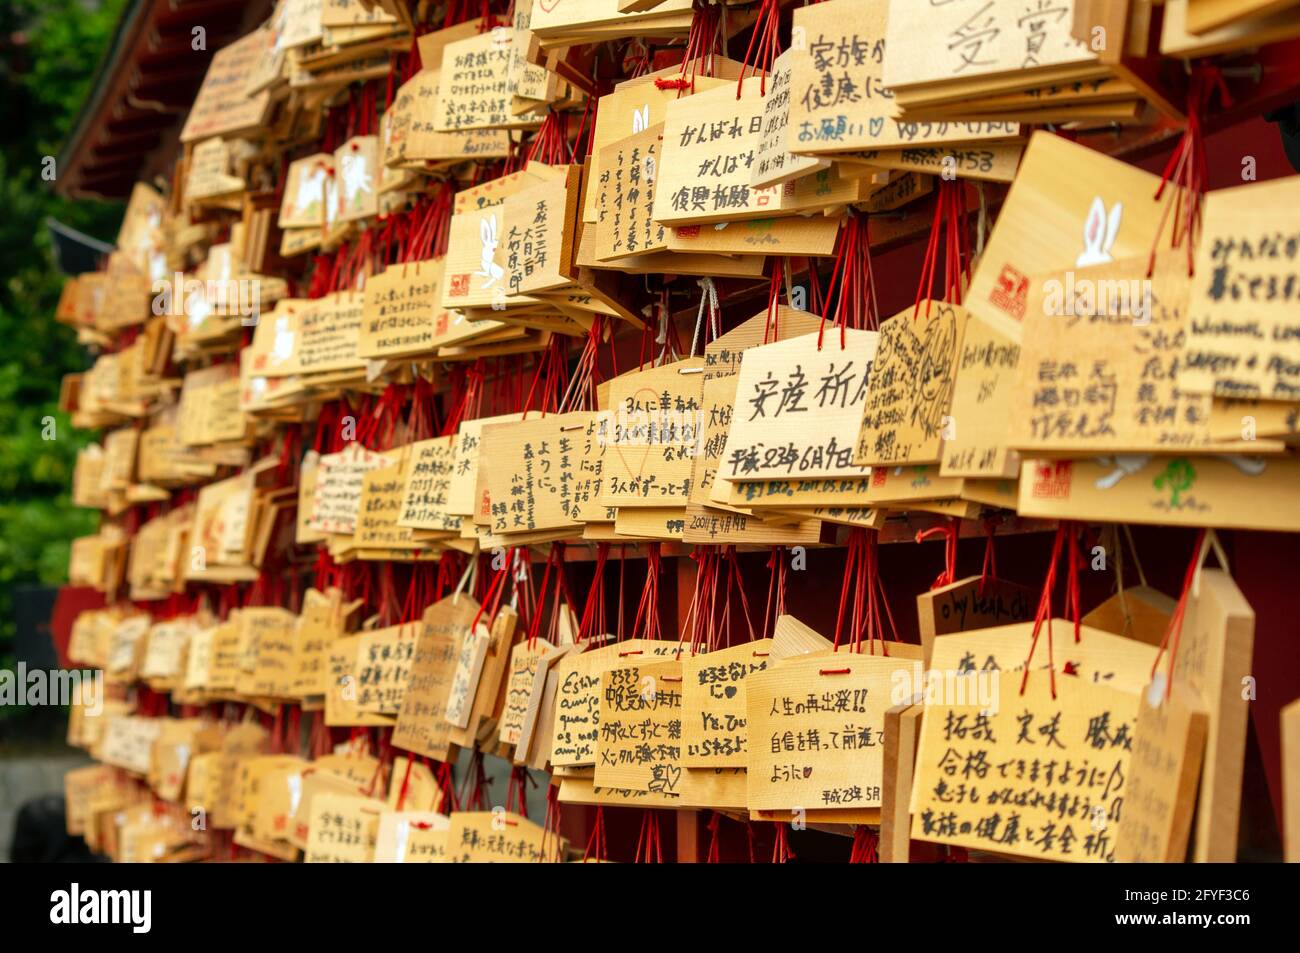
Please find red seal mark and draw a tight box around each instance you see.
[989,263,1029,320]
[1031,461,1072,499]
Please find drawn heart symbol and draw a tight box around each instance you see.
[869,118,885,137]
[724,686,737,699]
[802,767,813,778]
[650,764,682,793]
[536,0,562,11]
[611,385,660,487]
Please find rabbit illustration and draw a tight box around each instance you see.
[294,165,328,219]
[474,214,505,289]
[340,152,373,210]
[324,172,340,226]
[1076,196,1122,268]
[270,314,295,365]
[1093,453,1150,490]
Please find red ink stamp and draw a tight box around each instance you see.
[1031,461,1072,499]
[989,263,1028,320]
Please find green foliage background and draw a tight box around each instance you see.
[0,0,128,678]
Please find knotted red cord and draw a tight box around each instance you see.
[1148,66,1231,278]
[458,750,490,811]
[764,256,784,343]
[630,544,663,641]
[914,178,970,318]
[526,545,562,650]
[817,212,875,349]
[436,760,459,815]
[771,823,795,863]
[527,109,571,165]
[706,812,723,863]
[915,518,960,590]
[831,530,898,655]
[540,783,564,862]
[469,554,510,633]
[1019,522,1084,698]
[396,754,417,812]
[831,531,864,651]
[737,0,781,97]
[763,545,787,640]
[1149,529,1208,701]
[506,765,534,815]
[675,0,721,91]
[571,90,598,162]
[634,810,664,863]
[849,826,879,863]
[583,805,608,862]
[721,546,757,649]
[683,547,717,656]
[978,517,1000,597]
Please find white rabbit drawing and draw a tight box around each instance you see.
[324,174,339,226]
[1076,196,1122,268]
[340,152,373,210]
[271,315,295,365]
[293,166,328,218]
[475,213,505,289]
[1093,453,1150,490]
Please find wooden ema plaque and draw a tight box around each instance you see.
[746,650,910,812]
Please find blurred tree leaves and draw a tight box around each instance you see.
[0,0,128,663]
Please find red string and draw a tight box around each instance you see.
[634,811,664,863]
[583,805,608,862]
[915,519,959,590]
[765,256,783,344]
[677,0,721,90]
[540,783,564,862]
[631,544,663,641]
[1149,530,1208,701]
[396,755,416,812]
[849,826,879,863]
[436,760,459,814]
[763,546,787,640]
[771,823,795,863]
[914,179,969,317]
[1147,65,1231,278]
[1019,523,1083,699]
[576,543,609,642]
[978,517,1000,597]
[817,213,874,349]
[737,0,781,97]
[706,811,723,863]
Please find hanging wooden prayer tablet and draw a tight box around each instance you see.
[746,651,905,812]
[681,638,774,768]
[718,329,875,483]
[392,595,481,761]
[599,358,704,509]
[910,676,1138,863]
[594,659,683,794]
[1113,690,1208,862]
[854,302,968,467]
[1181,175,1300,400]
